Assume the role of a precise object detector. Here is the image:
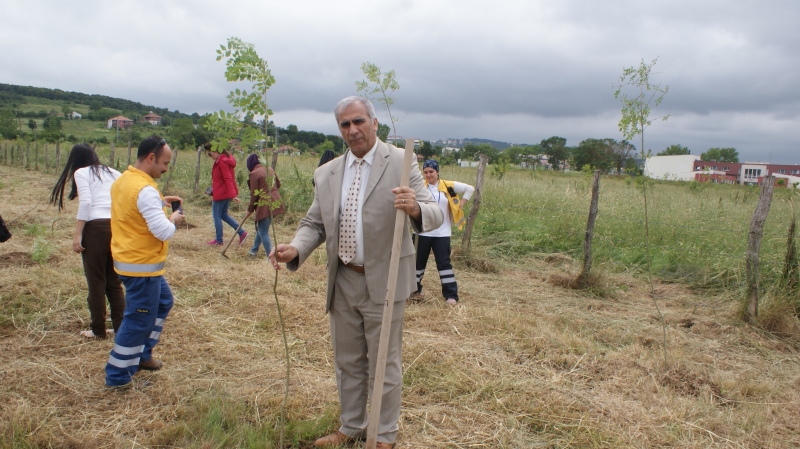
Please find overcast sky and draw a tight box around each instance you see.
[2,1,798,163]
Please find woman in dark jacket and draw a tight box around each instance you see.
[206,143,248,246]
[245,154,284,261]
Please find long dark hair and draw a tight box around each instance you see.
[49,144,111,211]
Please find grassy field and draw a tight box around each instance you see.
[1,147,799,448]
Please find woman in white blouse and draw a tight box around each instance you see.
[50,144,124,339]
[412,160,475,305]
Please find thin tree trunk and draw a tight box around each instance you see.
[746,176,775,321]
[193,145,203,194]
[461,154,488,252]
[575,170,601,288]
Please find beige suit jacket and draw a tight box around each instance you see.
[287,141,443,312]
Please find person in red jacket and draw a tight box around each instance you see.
[205,143,248,246]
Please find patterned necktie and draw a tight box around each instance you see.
[339,158,364,264]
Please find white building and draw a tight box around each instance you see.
[644,155,701,181]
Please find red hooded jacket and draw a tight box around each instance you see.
[211,153,239,201]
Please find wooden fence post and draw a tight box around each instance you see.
[461,155,488,252]
[575,170,601,288]
[44,142,49,172]
[34,142,39,171]
[25,141,30,169]
[271,150,279,171]
[56,141,61,171]
[164,148,179,192]
[109,142,115,167]
[745,176,775,322]
[127,140,132,168]
[193,145,203,194]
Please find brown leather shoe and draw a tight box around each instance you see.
[138,358,163,371]
[313,431,357,447]
[376,442,395,449]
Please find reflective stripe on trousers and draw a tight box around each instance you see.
[105,275,173,386]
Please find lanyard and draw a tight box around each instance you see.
[428,183,442,203]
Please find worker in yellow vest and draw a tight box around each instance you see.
[412,160,475,305]
[105,135,184,388]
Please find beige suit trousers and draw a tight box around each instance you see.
[330,262,405,443]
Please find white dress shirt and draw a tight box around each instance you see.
[73,166,121,221]
[339,141,378,265]
[137,186,176,242]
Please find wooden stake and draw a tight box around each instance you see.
[56,141,61,170]
[271,150,279,171]
[575,170,601,288]
[745,175,775,321]
[44,142,49,172]
[127,140,132,168]
[109,142,115,167]
[364,138,414,449]
[193,145,203,194]
[461,155,488,252]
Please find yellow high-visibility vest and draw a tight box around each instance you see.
[110,166,169,277]
[437,179,466,230]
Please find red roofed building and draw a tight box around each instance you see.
[107,116,133,129]
[142,112,162,125]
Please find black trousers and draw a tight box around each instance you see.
[81,219,125,338]
[414,235,458,301]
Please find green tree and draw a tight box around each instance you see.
[614,58,669,159]
[89,100,102,111]
[317,140,335,152]
[205,37,276,154]
[61,105,72,119]
[461,142,498,163]
[356,62,400,141]
[657,144,689,156]
[377,123,390,143]
[418,141,436,159]
[0,108,18,139]
[170,117,195,149]
[613,57,670,368]
[572,138,614,172]
[540,136,569,170]
[610,139,636,174]
[43,116,62,132]
[701,147,739,162]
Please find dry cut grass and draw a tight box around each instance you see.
[2,165,800,448]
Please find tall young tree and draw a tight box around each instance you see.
[614,57,670,369]
[205,37,276,153]
[356,62,400,142]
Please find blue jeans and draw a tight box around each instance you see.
[105,275,173,386]
[250,216,273,256]
[212,199,243,244]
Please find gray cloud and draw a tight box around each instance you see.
[1,0,798,163]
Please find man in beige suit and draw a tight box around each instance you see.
[271,96,443,448]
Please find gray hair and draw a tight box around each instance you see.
[334,96,377,123]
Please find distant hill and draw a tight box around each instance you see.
[0,83,196,122]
